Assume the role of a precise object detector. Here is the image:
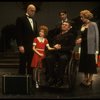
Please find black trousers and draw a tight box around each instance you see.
[18,50,33,75]
[43,53,69,83]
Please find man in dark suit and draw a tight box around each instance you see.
[44,21,75,87]
[47,10,69,46]
[16,4,38,75]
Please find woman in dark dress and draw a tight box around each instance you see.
[76,10,99,87]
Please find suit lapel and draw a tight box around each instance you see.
[24,15,37,33]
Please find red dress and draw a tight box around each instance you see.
[31,37,48,68]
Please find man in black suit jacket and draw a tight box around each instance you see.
[44,21,75,87]
[47,10,73,47]
[16,4,38,75]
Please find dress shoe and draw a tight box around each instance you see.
[85,80,93,88]
[80,82,86,86]
[55,80,63,87]
[48,79,57,86]
[35,82,39,88]
[80,79,88,86]
[80,80,93,88]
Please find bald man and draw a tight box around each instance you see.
[16,4,38,75]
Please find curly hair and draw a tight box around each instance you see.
[80,10,93,19]
[39,25,48,36]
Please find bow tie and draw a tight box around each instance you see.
[27,15,33,19]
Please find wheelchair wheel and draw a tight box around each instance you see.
[67,57,79,89]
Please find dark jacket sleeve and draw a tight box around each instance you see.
[16,17,24,46]
[60,33,75,52]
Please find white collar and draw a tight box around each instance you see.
[37,37,45,43]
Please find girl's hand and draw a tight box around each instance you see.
[39,53,44,57]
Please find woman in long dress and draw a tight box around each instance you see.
[76,10,99,87]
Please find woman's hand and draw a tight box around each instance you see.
[95,51,99,64]
[75,38,82,45]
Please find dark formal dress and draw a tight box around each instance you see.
[79,28,97,74]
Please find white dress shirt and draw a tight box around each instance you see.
[26,13,34,30]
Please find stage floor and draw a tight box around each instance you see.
[0,67,100,99]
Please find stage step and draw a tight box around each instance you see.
[0,59,19,63]
[0,51,19,68]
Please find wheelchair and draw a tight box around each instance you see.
[64,44,81,89]
[43,45,80,89]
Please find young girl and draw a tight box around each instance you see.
[31,25,55,88]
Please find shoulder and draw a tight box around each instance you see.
[89,22,99,30]
[90,21,97,26]
[44,38,47,41]
[34,37,38,41]
[67,32,75,39]
[33,19,37,22]
[16,16,26,21]
[44,38,48,42]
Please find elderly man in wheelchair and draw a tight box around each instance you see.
[43,21,77,88]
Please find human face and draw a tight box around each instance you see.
[80,15,88,23]
[39,29,45,37]
[61,22,70,31]
[60,13,67,21]
[27,5,36,17]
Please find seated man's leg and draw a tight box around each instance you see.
[56,55,68,87]
[42,58,49,81]
[43,54,57,85]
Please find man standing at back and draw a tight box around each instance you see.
[47,10,70,46]
[16,4,38,75]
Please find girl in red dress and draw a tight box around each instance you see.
[31,25,55,88]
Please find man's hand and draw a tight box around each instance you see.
[54,44,61,50]
[18,46,25,53]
